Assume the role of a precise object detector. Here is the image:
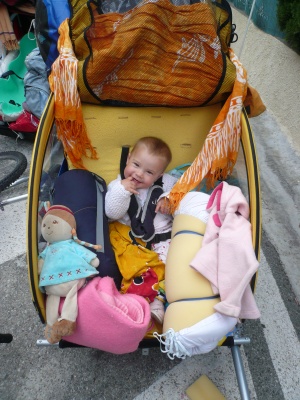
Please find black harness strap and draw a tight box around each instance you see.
[120,145,130,180]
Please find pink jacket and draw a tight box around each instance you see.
[190,182,260,319]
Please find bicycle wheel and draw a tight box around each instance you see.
[0,151,28,192]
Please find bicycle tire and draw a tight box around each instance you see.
[0,151,28,192]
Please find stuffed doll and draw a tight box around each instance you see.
[38,205,101,344]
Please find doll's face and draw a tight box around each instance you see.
[41,214,73,243]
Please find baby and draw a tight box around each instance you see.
[105,136,177,324]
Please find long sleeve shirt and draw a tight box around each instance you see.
[105,173,177,234]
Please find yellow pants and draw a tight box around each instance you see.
[109,221,165,302]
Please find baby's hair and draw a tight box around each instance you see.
[132,136,172,168]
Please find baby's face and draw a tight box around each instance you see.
[124,146,166,189]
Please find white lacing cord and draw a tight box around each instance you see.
[28,19,36,40]
[153,329,192,360]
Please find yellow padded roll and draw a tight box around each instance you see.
[165,214,215,302]
[171,213,206,239]
[163,298,220,333]
[164,214,220,333]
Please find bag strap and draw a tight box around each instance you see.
[94,173,106,254]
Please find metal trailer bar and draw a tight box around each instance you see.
[231,339,251,400]
[1,194,28,207]
[0,177,29,209]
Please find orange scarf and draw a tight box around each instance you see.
[169,49,248,211]
[48,19,97,169]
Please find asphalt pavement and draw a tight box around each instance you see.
[0,109,299,400]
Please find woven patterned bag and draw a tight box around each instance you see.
[68,0,236,107]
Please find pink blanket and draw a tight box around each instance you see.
[60,277,151,353]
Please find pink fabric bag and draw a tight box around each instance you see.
[60,277,151,353]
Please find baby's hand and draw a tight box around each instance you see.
[121,177,139,195]
[156,197,171,214]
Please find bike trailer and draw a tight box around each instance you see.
[27,0,261,398]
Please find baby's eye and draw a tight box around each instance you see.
[52,220,58,224]
[133,162,139,167]
[147,171,153,175]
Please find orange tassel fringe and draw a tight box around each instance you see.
[169,49,248,212]
[48,19,98,169]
